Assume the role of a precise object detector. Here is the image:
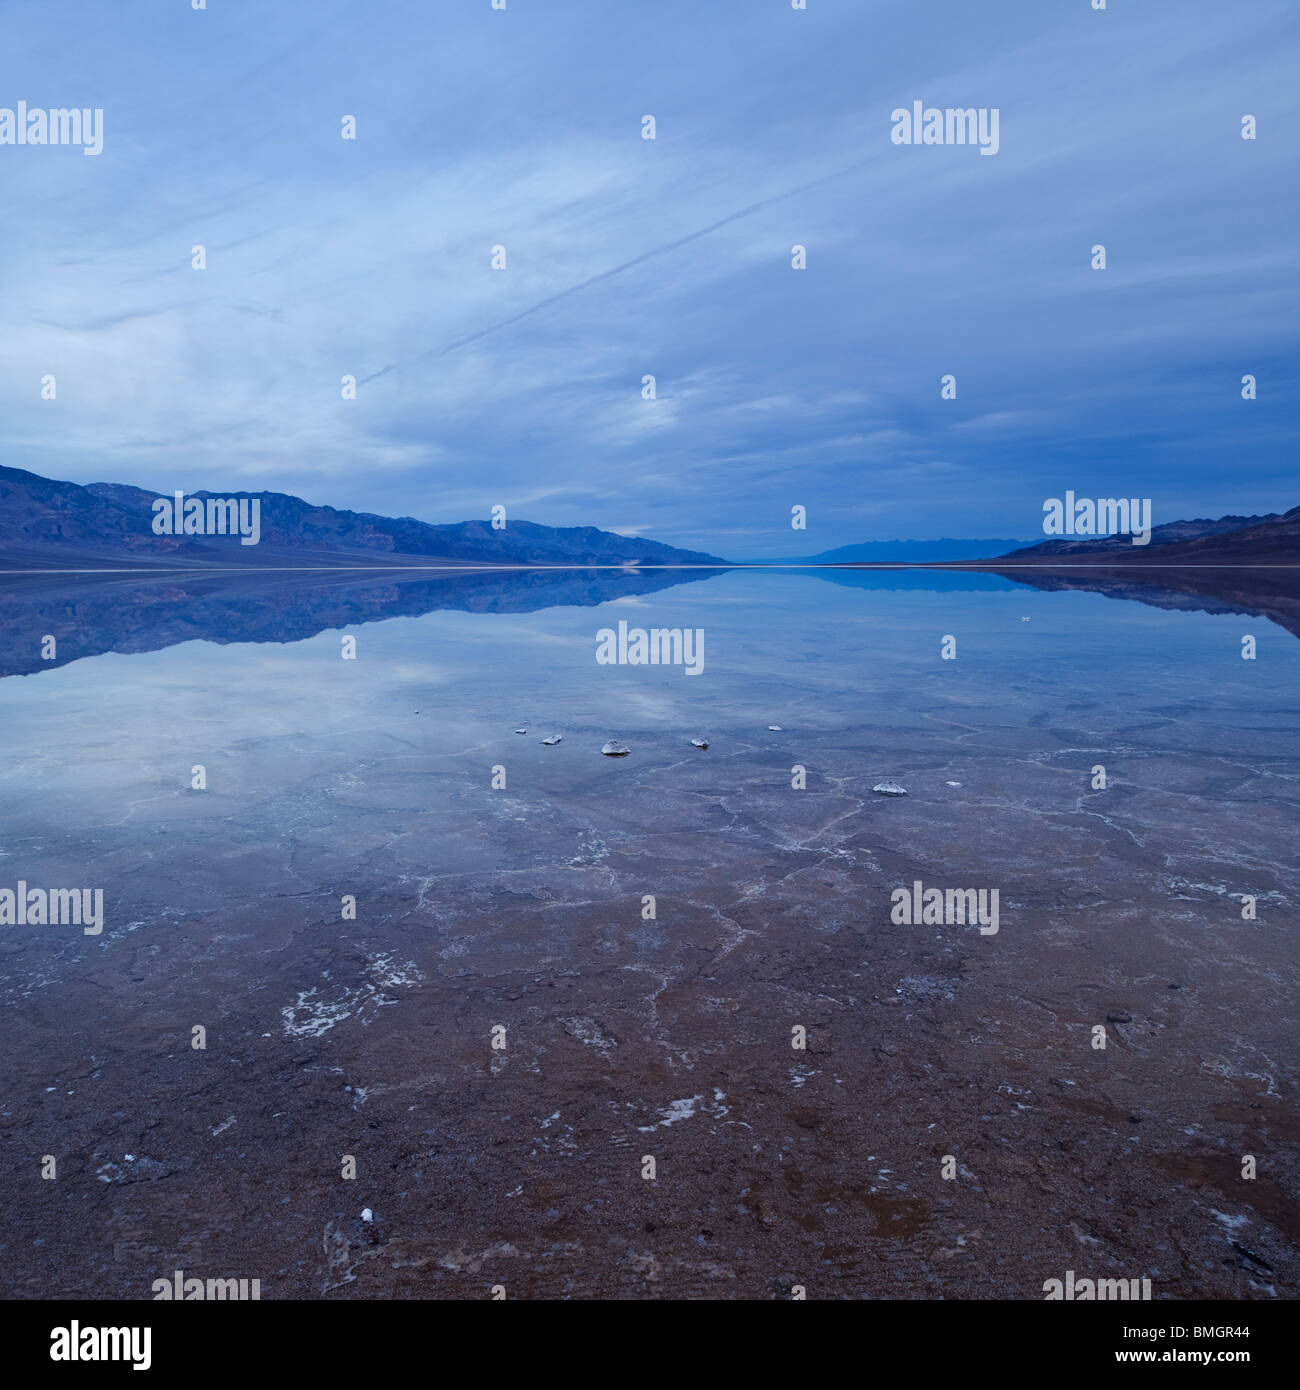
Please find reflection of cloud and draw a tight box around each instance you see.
[601,691,683,723]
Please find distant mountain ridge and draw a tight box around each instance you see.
[996,511,1286,559]
[0,466,728,570]
[795,538,1036,564]
[762,507,1298,568]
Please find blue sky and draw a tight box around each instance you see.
[1,0,1296,558]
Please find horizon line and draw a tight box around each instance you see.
[3,562,1300,576]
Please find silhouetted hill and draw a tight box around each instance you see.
[0,466,728,570]
[990,509,1295,563]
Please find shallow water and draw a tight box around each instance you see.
[1,568,1297,1298]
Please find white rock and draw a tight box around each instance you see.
[872,781,908,796]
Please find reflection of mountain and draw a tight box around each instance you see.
[783,503,1300,638]
[787,560,1300,640]
[0,465,727,569]
[0,567,725,678]
[980,566,1300,642]
[788,567,1023,594]
[961,504,1300,639]
[784,539,1035,564]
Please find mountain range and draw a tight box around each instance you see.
[984,509,1299,566]
[3,468,1299,674]
[2,465,1296,571]
[0,466,727,571]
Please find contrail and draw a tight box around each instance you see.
[357,156,868,384]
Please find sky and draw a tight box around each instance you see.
[0,0,1296,559]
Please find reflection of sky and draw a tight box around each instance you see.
[1,574,1296,844]
[1,1,1295,556]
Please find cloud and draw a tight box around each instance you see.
[0,0,1295,553]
